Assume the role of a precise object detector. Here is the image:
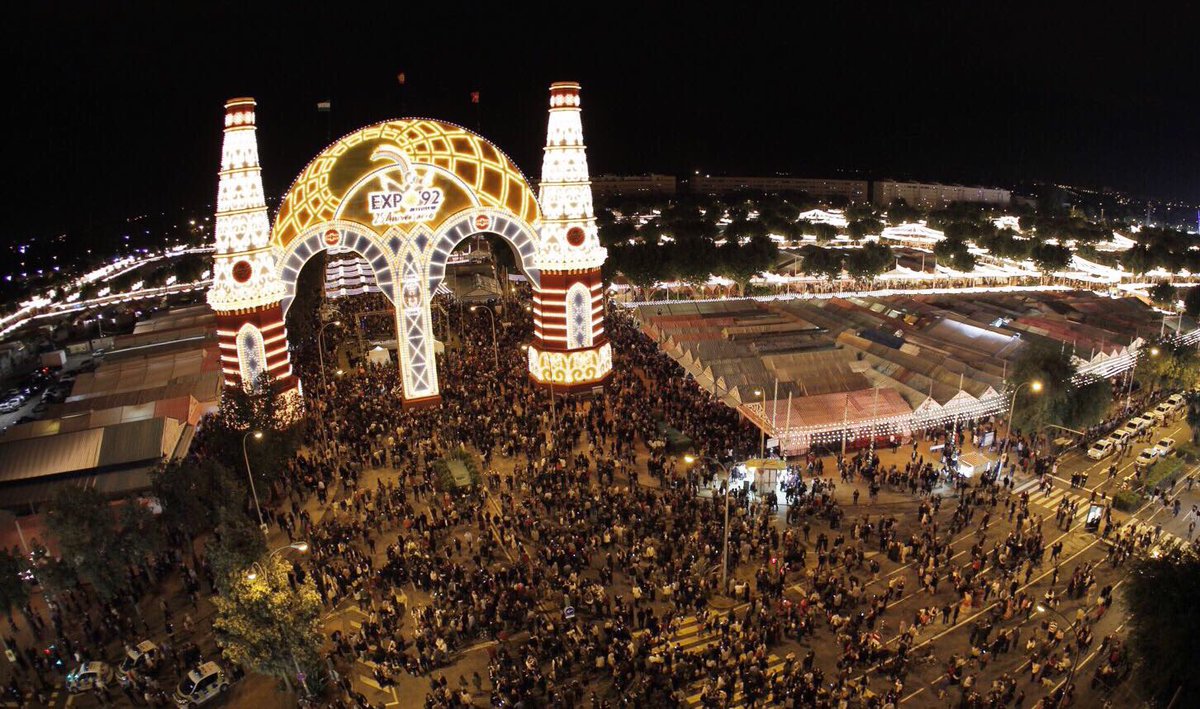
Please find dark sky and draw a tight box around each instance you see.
[4,2,1198,241]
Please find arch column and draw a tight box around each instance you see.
[207,97,300,415]
[528,82,612,392]
[396,236,441,407]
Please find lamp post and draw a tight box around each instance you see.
[1003,379,1043,458]
[471,305,500,368]
[242,430,267,536]
[840,394,851,460]
[317,321,342,392]
[1037,603,1078,698]
[685,455,733,596]
[245,542,311,698]
[1125,345,1159,411]
[316,320,342,466]
[751,388,765,458]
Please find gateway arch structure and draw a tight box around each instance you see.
[206,83,611,411]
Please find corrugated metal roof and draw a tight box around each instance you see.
[0,428,105,483]
[97,418,167,468]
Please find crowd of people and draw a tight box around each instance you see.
[0,281,1180,709]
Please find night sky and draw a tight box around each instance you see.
[5,2,1198,242]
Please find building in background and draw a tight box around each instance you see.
[873,180,1011,208]
[690,176,869,202]
[591,174,677,196]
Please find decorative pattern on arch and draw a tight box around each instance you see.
[427,208,542,292]
[236,323,267,391]
[278,220,395,317]
[565,282,593,349]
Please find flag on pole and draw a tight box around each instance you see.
[470,91,480,104]
[396,71,407,86]
[316,101,331,112]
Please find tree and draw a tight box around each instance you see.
[885,199,921,223]
[844,242,894,281]
[1121,245,1157,277]
[27,542,77,597]
[1184,286,1200,319]
[0,547,30,620]
[212,554,323,690]
[1010,343,1112,433]
[1187,392,1200,442]
[598,221,637,248]
[801,246,844,281]
[609,243,666,293]
[197,372,303,488]
[207,511,269,593]
[1149,281,1177,307]
[152,458,247,559]
[43,488,160,602]
[1124,549,1200,706]
[718,235,777,296]
[1137,340,1200,393]
[670,239,717,288]
[807,222,839,244]
[846,217,882,241]
[1030,242,1072,273]
[934,238,976,273]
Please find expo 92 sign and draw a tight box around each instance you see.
[336,144,476,234]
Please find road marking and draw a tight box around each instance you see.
[856,531,1105,685]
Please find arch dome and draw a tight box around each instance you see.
[272,118,541,248]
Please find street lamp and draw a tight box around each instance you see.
[1036,603,1078,695]
[242,430,267,536]
[317,321,342,392]
[751,388,765,458]
[685,454,734,597]
[246,541,310,580]
[471,305,500,368]
[1125,345,1160,411]
[245,541,312,698]
[1003,379,1042,458]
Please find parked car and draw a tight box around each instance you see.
[0,398,21,414]
[119,640,160,685]
[1087,438,1116,460]
[1135,448,1159,470]
[1153,437,1177,457]
[1128,416,1155,433]
[174,662,229,707]
[66,661,115,693]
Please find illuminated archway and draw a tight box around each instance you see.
[208,86,612,410]
[278,220,396,316]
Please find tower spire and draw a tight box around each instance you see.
[528,82,612,391]
[207,98,300,408]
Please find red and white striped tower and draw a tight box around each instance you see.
[207,98,300,410]
[528,82,612,392]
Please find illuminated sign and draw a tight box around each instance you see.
[272,121,541,249]
[368,185,444,226]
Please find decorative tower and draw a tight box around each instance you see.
[207,97,300,410]
[528,82,612,392]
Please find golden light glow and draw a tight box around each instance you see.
[273,119,541,249]
[527,343,612,385]
[1031,380,1043,393]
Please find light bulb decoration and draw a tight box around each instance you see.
[208,97,300,416]
[528,82,612,392]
